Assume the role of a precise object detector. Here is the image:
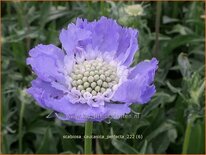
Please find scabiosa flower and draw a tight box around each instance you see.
[27,17,158,123]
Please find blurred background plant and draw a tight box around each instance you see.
[1,1,205,154]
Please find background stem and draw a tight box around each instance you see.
[84,122,93,154]
[182,117,194,154]
[19,102,25,153]
[153,1,162,56]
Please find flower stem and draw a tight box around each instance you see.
[182,116,195,153]
[84,121,93,154]
[19,102,25,153]
[153,1,162,56]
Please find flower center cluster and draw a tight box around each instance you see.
[70,59,119,96]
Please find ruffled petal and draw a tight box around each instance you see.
[115,28,138,66]
[76,17,138,65]
[104,103,131,119]
[27,78,64,108]
[76,18,95,33]
[27,44,65,83]
[111,76,156,104]
[128,58,158,84]
[59,23,91,55]
[75,17,120,54]
[53,101,131,123]
[90,17,120,53]
[53,101,108,123]
[68,17,120,59]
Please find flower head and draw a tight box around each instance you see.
[27,17,158,123]
[124,4,144,16]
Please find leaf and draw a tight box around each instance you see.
[142,92,176,116]
[167,128,177,143]
[110,128,138,154]
[166,24,193,35]
[5,27,41,42]
[184,121,204,153]
[111,138,139,154]
[61,133,79,153]
[166,81,181,94]
[163,35,204,55]
[178,52,191,77]
[133,120,150,132]
[46,8,71,23]
[154,132,170,153]
[27,120,51,135]
[163,16,179,24]
[2,134,18,153]
[46,111,56,118]
[60,151,74,154]
[145,121,174,142]
[139,140,148,154]
[95,139,103,154]
[36,128,57,153]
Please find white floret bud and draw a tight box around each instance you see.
[94,75,99,81]
[84,71,90,77]
[83,82,90,88]
[77,79,83,85]
[86,87,92,93]
[95,86,100,92]
[92,90,97,96]
[77,85,83,91]
[82,77,88,82]
[97,79,103,86]
[100,74,106,81]
[102,82,108,88]
[91,82,97,88]
[88,76,94,82]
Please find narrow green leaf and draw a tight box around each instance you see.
[111,128,138,154]
[163,35,204,54]
[36,128,57,153]
[111,138,139,154]
[139,140,148,154]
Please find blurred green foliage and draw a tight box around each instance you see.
[1,1,205,154]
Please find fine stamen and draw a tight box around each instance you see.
[70,59,119,96]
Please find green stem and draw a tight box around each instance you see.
[153,1,162,56]
[182,117,194,154]
[3,134,9,153]
[19,102,25,153]
[84,122,93,154]
[172,2,178,18]
[100,1,106,16]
